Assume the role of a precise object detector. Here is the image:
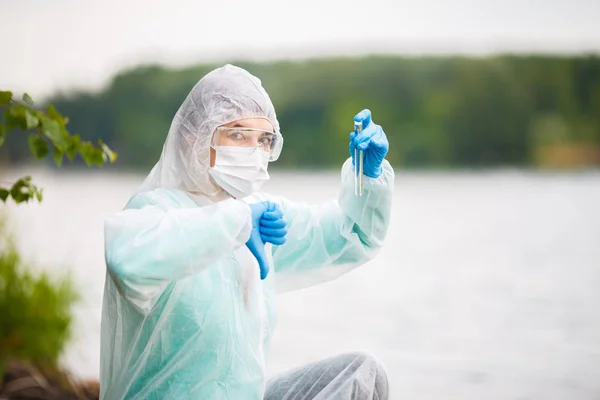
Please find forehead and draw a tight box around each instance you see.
[222,118,274,132]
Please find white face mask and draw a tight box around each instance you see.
[209,146,270,198]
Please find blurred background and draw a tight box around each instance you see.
[1,0,599,399]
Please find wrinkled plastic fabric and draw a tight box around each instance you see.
[100,65,394,399]
[264,352,389,400]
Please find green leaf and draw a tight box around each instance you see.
[0,91,12,105]
[99,140,117,163]
[79,141,104,166]
[0,188,9,202]
[66,134,79,160]
[6,176,42,204]
[92,149,105,166]
[10,177,33,204]
[41,116,67,148]
[25,110,39,129]
[46,105,61,119]
[78,141,95,166]
[28,135,49,159]
[35,188,43,202]
[23,93,34,105]
[4,110,20,131]
[0,124,5,147]
[47,105,67,127]
[52,147,63,167]
[5,104,28,130]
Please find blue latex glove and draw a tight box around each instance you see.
[260,205,287,246]
[349,109,389,178]
[247,201,287,280]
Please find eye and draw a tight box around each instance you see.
[228,131,245,140]
[259,135,273,146]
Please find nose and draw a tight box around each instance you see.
[249,141,264,154]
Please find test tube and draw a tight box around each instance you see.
[354,121,364,196]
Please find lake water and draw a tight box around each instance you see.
[3,167,600,399]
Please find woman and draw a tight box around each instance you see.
[101,64,394,399]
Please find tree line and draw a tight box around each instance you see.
[4,55,600,170]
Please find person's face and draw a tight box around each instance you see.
[210,118,275,167]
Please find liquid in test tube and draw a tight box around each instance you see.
[354,121,364,197]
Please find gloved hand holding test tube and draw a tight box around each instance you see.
[350,109,390,197]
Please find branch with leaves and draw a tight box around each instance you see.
[0,91,116,204]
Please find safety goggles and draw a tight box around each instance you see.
[213,127,284,161]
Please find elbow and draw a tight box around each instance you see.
[360,237,384,262]
[357,212,390,252]
[105,246,135,283]
[104,242,162,316]
[342,226,383,266]
[104,231,141,284]
[104,216,143,283]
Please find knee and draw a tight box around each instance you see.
[348,351,388,375]
[347,351,389,400]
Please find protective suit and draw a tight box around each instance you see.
[101,64,394,399]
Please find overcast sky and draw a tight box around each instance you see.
[2,0,599,98]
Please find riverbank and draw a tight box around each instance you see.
[1,359,99,400]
